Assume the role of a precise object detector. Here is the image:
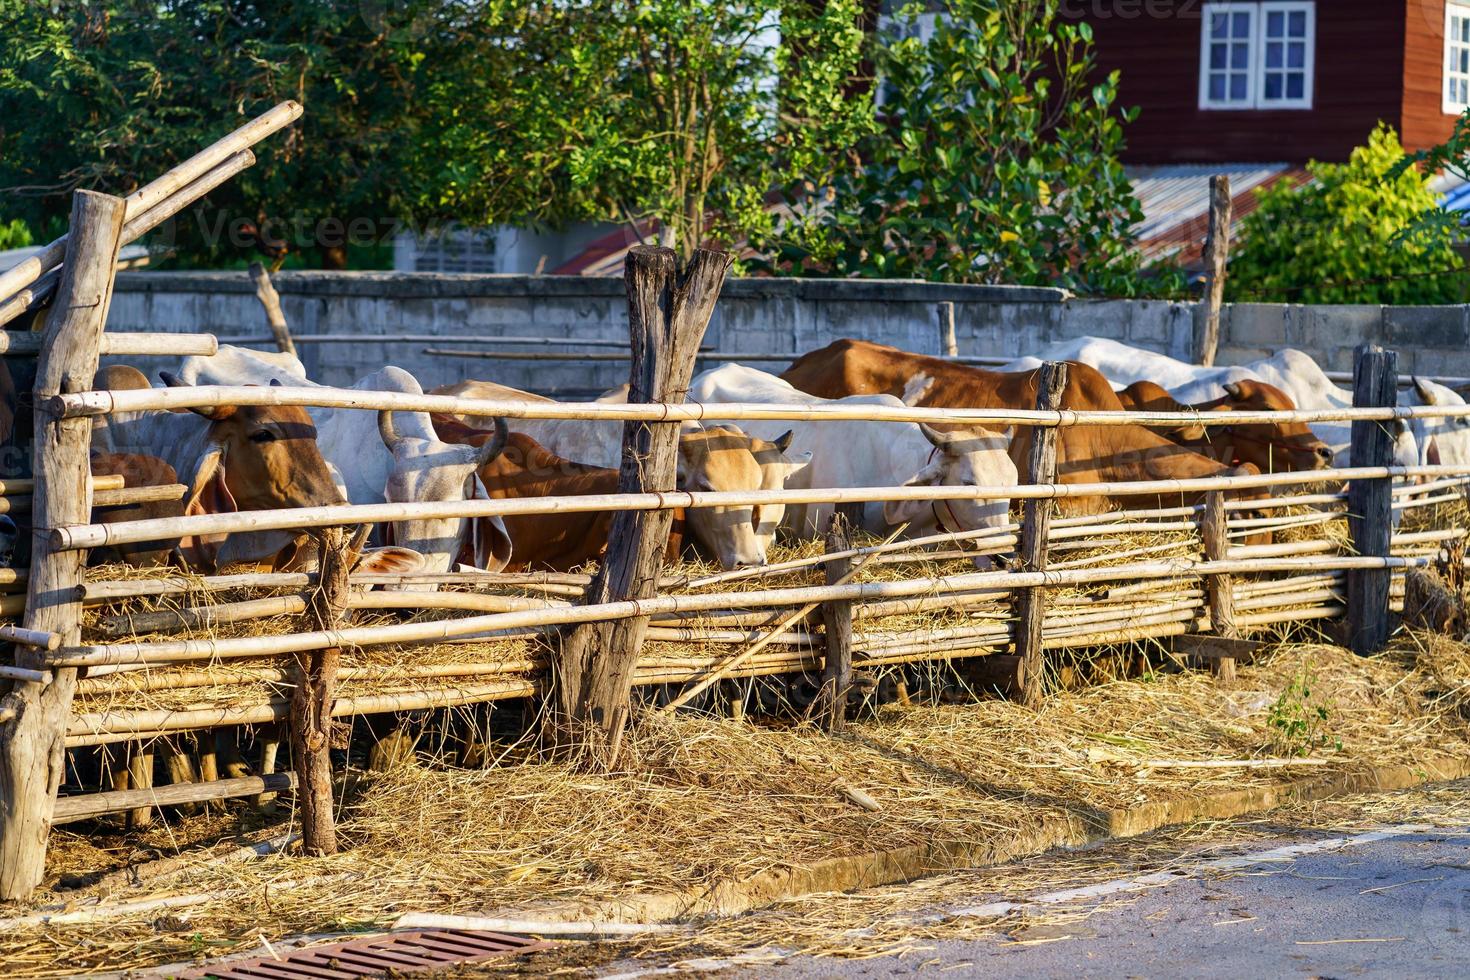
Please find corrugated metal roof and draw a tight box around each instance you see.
[1128,163,1305,265]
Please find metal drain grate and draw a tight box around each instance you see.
[173,928,553,979]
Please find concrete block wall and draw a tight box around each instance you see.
[104,271,1470,394]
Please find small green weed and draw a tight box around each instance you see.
[1267,668,1341,757]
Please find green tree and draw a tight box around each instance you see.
[430,0,874,260]
[0,1,525,268]
[1228,124,1464,305]
[762,0,1146,293]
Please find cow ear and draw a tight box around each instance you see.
[175,448,236,572]
[355,546,429,575]
[773,430,794,453]
[785,449,813,479]
[1414,376,1438,403]
[269,378,283,387]
[883,495,930,527]
[1223,381,1245,399]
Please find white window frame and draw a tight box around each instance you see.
[1198,1,1316,111]
[1445,2,1470,114]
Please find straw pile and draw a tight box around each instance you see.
[6,630,1469,976]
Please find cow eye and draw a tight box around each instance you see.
[250,429,277,443]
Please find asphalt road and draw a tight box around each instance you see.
[598,783,1470,979]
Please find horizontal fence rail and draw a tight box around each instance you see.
[42,553,1436,669]
[52,384,1470,428]
[48,463,1470,551]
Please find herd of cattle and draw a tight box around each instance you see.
[72,335,1470,578]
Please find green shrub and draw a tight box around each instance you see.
[1228,125,1464,305]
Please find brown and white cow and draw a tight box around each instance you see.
[430,413,782,570]
[92,369,346,570]
[88,451,185,567]
[782,339,1260,514]
[1116,379,1333,474]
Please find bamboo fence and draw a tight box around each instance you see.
[2,102,1469,892]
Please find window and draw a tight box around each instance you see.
[408,227,499,273]
[1199,2,1315,111]
[1446,3,1470,113]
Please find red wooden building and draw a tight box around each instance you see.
[1067,0,1468,164]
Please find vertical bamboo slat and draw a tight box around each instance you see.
[816,513,854,732]
[1201,490,1237,682]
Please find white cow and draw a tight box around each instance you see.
[687,365,1017,567]
[176,348,511,577]
[1005,338,1427,468]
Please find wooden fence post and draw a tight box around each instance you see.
[553,245,730,765]
[249,261,297,356]
[1196,174,1232,367]
[1200,490,1237,682]
[291,526,350,855]
[0,189,125,899]
[815,513,853,733]
[1347,344,1397,655]
[1016,361,1068,709]
[937,301,958,357]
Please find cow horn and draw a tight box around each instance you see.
[377,410,400,449]
[159,371,186,388]
[773,430,794,453]
[269,378,283,387]
[476,417,509,467]
[1414,376,1437,402]
[918,422,951,449]
[159,370,234,421]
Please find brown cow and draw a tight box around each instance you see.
[92,369,347,571]
[1116,379,1333,474]
[431,413,683,572]
[88,452,185,567]
[782,339,1260,514]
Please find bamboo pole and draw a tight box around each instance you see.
[0,190,125,900]
[292,528,349,855]
[0,102,300,305]
[0,332,217,357]
[52,385,1470,428]
[52,773,296,825]
[0,625,60,650]
[44,554,1440,670]
[1196,174,1232,367]
[52,463,1470,553]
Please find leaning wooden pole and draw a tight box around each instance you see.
[0,189,126,899]
[1346,344,1397,654]
[1016,361,1068,708]
[291,527,350,854]
[1196,174,1232,367]
[249,262,297,356]
[551,245,731,765]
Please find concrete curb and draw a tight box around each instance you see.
[524,754,1470,925]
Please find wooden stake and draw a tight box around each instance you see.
[253,725,282,809]
[1197,174,1232,367]
[291,527,349,855]
[553,245,730,765]
[1347,344,1398,654]
[125,743,154,829]
[937,301,958,357]
[0,189,125,900]
[1200,490,1237,681]
[815,513,854,732]
[249,262,297,356]
[1016,361,1067,708]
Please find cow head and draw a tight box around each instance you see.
[1213,380,1333,472]
[160,373,345,570]
[378,410,513,580]
[746,429,813,551]
[1411,376,1470,470]
[883,423,1017,570]
[678,424,798,570]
